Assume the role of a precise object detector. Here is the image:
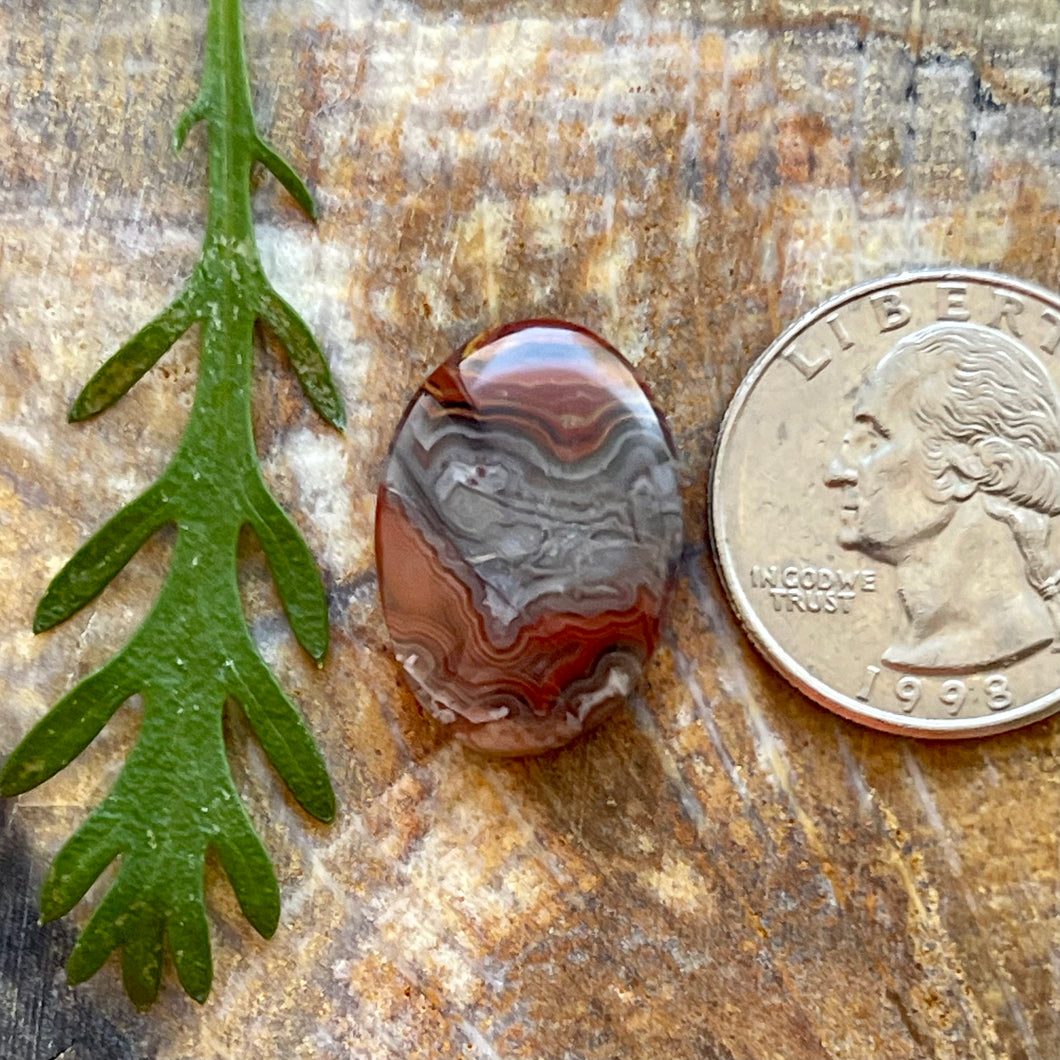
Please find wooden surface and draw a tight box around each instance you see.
[1,1,1058,1058]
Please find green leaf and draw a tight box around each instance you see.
[228,645,335,823]
[0,657,137,795]
[166,899,212,1003]
[211,802,280,938]
[8,0,337,1007]
[34,481,173,633]
[67,868,142,985]
[254,137,317,220]
[40,803,124,922]
[244,475,328,662]
[258,286,346,429]
[174,95,208,153]
[69,287,199,421]
[122,908,165,1010]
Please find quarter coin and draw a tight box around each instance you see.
[710,269,1060,737]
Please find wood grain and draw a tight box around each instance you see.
[1,1,1056,1057]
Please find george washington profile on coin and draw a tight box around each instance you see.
[825,321,1060,674]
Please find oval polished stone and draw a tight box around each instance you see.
[375,320,683,755]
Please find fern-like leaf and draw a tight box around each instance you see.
[244,474,329,662]
[40,806,124,922]
[259,286,346,429]
[0,656,138,795]
[66,866,144,986]
[255,137,317,220]
[211,798,281,938]
[69,286,199,421]
[173,95,208,153]
[228,643,335,823]
[121,908,165,1009]
[5,0,339,1006]
[34,481,173,633]
[166,894,213,1003]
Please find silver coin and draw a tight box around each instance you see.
[710,268,1060,737]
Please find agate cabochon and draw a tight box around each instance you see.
[375,321,683,755]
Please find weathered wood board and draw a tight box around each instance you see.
[1,1,1057,1057]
